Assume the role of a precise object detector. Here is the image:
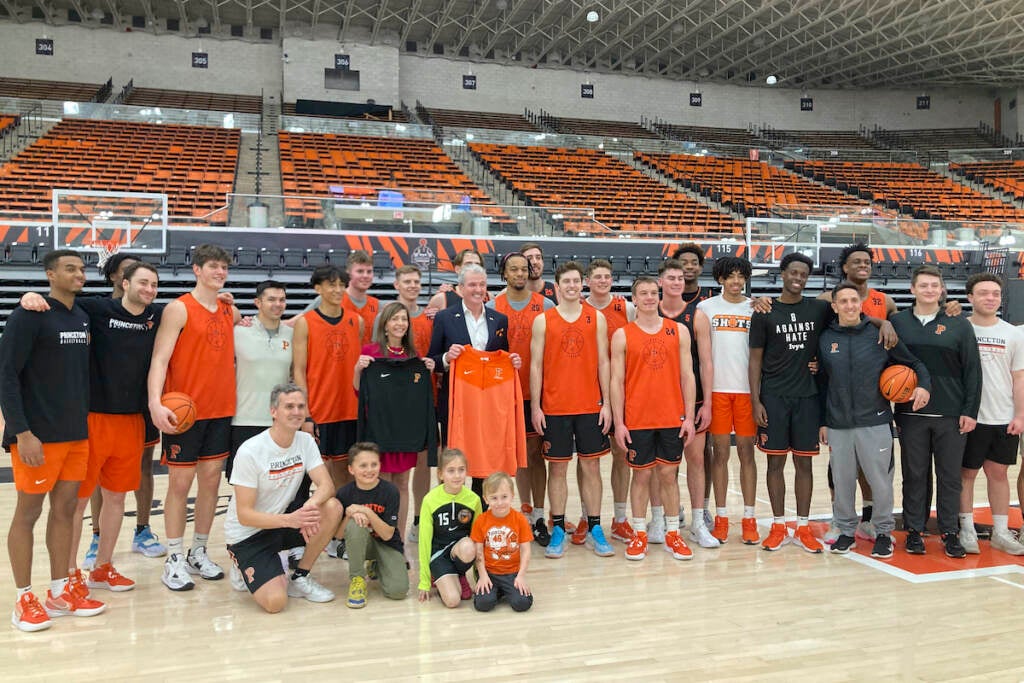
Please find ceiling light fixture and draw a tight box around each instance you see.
[586,10,599,23]
[766,75,778,85]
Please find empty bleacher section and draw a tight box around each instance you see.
[872,127,997,152]
[0,119,239,223]
[0,77,108,103]
[417,106,539,132]
[950,161,1024,202]
[636,152,862,218]
[282,103,409,122]
[651,123,760,148]
[786,159,1024,232]
[277,132,511,229]
[470,143,743,234]
[542,116,656,140]
[124,86,262,114]
[764,129,878,150]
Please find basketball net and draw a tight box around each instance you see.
[94,240,122,269]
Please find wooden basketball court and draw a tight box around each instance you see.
[2,447,1024,681]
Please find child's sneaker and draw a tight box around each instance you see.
[625,531,648,561]
[347,576,368,609]
[664,531,693,560]
[11,592,51,632]
[87,563,135,592]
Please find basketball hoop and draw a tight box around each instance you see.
[93,240,122,269]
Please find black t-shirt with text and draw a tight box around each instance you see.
[336,479,403,553]
[749,297,831,398]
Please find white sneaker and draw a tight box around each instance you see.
[326,539,344,558]
[186,546,225,580]
[162,553,196,592]
[647,516,667,544]
[824,523,841,545]
[959,526,980,554]
[229,564,247,592]
[855,521,876,541]
[287,574,335,603]
[703,509,714,528]
[688,523,721,549]
[407,524,419,544]
[991,530,1024,556]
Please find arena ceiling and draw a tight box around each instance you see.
[5,0,1024,88]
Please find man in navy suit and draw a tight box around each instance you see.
[428,264,521,449]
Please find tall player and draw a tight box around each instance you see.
[694,256,759,545]
[748,253,831,553]
[530,261,613,559]
[343,250,380,345]
[1,250,105,631]
[149,244,241,592]
[890,265,980,558]
[293,265,363,489]
[611,276,696,561]
[662,249,719,547]
[230,280,292,478]
[961,274,1024,554]
[584,259,639,544]
[521,243,558,304]
[491,253,554,544]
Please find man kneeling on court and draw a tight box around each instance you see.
[224,383,342,612]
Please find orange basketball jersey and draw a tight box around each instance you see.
[623,319,686,430]
[447,348,526,478]
[492,291,546,400]
[861,288,888,319]
[303,309,360,423]
[164,294,235,420]
[410,309,433,357]
[541,306,603,416]
[342,293,379,345]
[597,296,630,342]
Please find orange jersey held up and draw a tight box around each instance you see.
[302,310,360,423]
[492,291,546,400]
[447,347,527,478]
[623,319,686,430]
[165,294,236,420]
[540,306,603,415]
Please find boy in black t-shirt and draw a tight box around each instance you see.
[749,253,832,554]
[335,442,409,608]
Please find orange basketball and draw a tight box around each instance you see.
[879,365,918,403]
[161,391,197,434]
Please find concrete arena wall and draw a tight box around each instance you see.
[0,21,999,133]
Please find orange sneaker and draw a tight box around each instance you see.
[741,518,760,545]
[664,531,693,560]
[611,519,635,543]
[520,503,533,517]
[88,563,136,592]
[625,531,648,561]
[712,515,729,543]
[793,525,824,554]
[67,569,92,599]
[11,592,51,632]
[761,523,790,551]
[45,583,106,618]
[571,517,589,545]
[551,518,578,534]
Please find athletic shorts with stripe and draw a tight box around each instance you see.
[161,416,232,466]
[542,412,610,461]
[756,394,820,456]
[429,541,474,581]
[79,412,145,498]
[143,411,160,448]
[316,420,358,462]
[626,427,683,469]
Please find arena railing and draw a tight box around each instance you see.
[279,116,433,139]
[946,147,1024,164]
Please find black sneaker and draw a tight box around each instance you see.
[942,532,967,559]
[871,534,893,559]
[905,529,926,555]
[532,518,551,547]
[830,534,856,554]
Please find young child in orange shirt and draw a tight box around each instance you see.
[470,472,533,612]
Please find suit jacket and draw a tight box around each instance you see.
[428,302,510,440]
